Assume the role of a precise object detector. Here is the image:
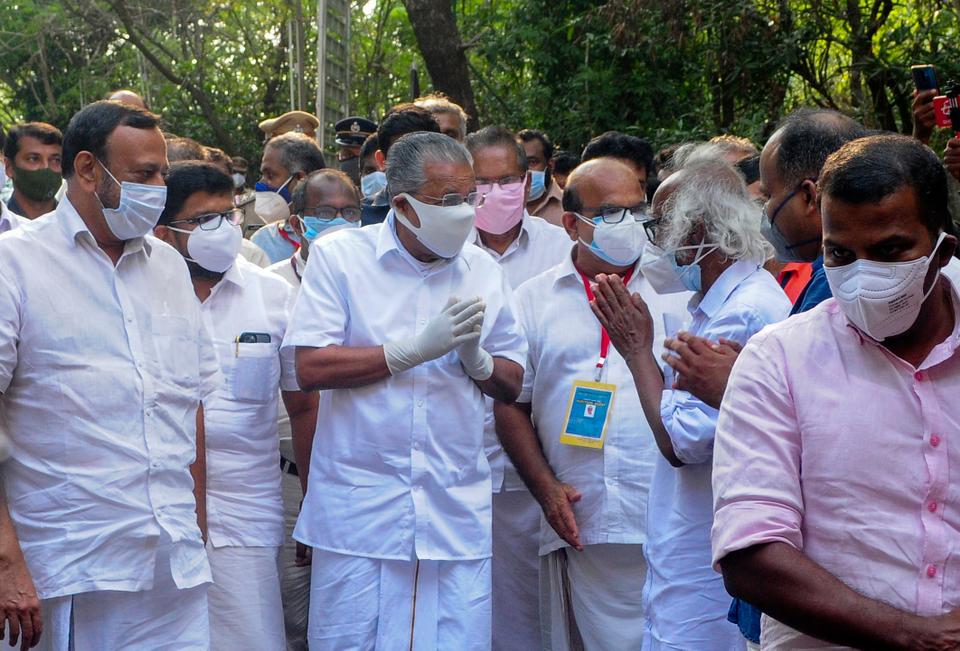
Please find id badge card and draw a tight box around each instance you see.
[560,380,617,449]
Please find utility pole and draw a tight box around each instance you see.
[315,0,351,150]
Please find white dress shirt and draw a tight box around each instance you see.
[514,252,690,555]
[267,250,306,464]
[283,212,527,561]
[643,260,790,649]
[0,201,25,235]
[200,256,299,549]
[472,213,573,491]
[0,198,219,599]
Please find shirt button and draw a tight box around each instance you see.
[915,371,925,381]
[931,435,942,447]
[417,400,424,408]
[927,564,937,578]
[928,501,938,513]
[419,319,426,325]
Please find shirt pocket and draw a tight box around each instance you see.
[151,315,199,390]
[229,342,279,403]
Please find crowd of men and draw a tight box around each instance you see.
[1,83,960,651]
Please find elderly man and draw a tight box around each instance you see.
[495,158,689,650]
[267,168,361,650]
[0,100,219,650]
[283,132,526,649]
[153,160,319,651]
[592,156,789,649]
[714,134,960,649]
[251,132,327,263]
[465,125,571,651]
[415,93,469,142]
[3,123,63,220]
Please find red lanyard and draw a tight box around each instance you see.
[290,254,302,282]
[579,268,633,381]
[279,224,301,250]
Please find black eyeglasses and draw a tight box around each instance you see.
[169,209,243,231]
[302,206,362,222]
[580,204,649,225]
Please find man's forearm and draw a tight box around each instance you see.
[627,352,683,467]
[295,345,391,391]
[475,358,523,403]
[190,404,207,541]
[284,391,319,494]
[722,542,928,650]
[493,401,556,498]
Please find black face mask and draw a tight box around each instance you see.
[339,156,361,188]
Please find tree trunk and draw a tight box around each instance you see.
[401,0,480,131]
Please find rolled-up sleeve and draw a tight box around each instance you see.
[711,330,804,569]
[660,389,719,465]
[282,247,348,351]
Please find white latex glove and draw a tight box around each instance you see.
[383,297,485,375]
[457,308,494,381]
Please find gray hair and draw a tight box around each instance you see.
[266,132,327,176]
[386,132,474,197]
[659,156,772,262]
[465,126,528,174]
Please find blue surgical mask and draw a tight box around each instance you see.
[302,216,359,242]
[361,171,387,199]
[528,170,546,201]
[640,240,717,294]
[255,175,293,203]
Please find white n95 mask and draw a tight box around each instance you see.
[97,160,167,241]
[168,218,244,273]
[824,232,946,341]
[395,194,476,259]
[576,212,648,267]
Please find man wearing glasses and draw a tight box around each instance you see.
[154,160,319,651]
[464,125,571,651]
[266,168,361,650]
[283,132,526,649]
[494,158,690,650]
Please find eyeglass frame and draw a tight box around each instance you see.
[299,205,363,222]
[413,190,484,208]
[168,208,243,231]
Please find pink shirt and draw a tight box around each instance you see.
[712,288,960,648]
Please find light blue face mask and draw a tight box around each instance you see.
[672,240,718,292]
[528,170,546,201]
[302,216,358,241]
[360,171,387,199]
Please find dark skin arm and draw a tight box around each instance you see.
[913,89,937,145]
[590,274,683,467]
[295,345,391,391]
[473,358,523,403]
[281,390,319,494]
[722,542,960,650]
[661,331,742,409]
[190,404,207,542]
[0,482,42,651]
[493,400,583,551]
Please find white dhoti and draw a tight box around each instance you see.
[307,550,491,651]
[540,543,646,651]
[760,614,851,650]
[207,543,286,651]
[280,467,311,651]
[491,488,542,651]
[33,544,209,651]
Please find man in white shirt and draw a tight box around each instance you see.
[495,158,689,650]
[0,100,219,650]
[465,125,571,651]
[0,200,25,235]
[267,168,362,651]
[153,160,319,651]
[283,131,527,650]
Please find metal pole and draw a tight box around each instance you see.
[287,19,296,111]
[295,0,306,109]
[316,0,328,148]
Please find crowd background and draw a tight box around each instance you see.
[2,0,960,164]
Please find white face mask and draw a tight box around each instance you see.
[231,173,246,189]
[254,191,291,224]
[168,217,244,273]
[97,160,167,241]
[576,212,648,266]
[394,194,476,259]
[824,232,946,341]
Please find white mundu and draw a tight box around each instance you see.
[199,256,299,651]
[282,213,527,649]
[513,252,689,651]
[471,213,571,651]
[0,199,220,650]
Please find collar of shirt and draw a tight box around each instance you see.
[377,209,472,275]
[552,247,642,290]
[0,201,25,234]
[205,258,248,303]
[689,258,763,319]
[528,178,563,214]
[53,196,152,258]
[470,211,531,260]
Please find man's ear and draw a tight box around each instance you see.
[936,233,958,268]
[523,172,532,205]
[393,194,420,228]
[800,178,818,209]
[561,211,579,242]
[153,224,176,246]
[289,214,304,237]
[374,149,386,172]
[72,151,98,192]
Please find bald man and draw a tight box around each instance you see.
[494,159,690,650]
[106,89,148,109]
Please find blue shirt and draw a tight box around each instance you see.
[361,189,390,226]
[250,221,299,264]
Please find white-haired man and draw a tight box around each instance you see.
[282,131,526,649]
[592,155,791,648]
